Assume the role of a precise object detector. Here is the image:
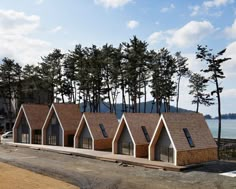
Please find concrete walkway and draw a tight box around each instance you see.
[7,142,194,171]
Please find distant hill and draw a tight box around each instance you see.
[80,100,193,119]
[214,113,236,119]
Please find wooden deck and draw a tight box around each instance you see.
[7,142,199,171]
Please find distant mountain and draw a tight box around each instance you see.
[214,113,236,119]
[80,100,193,119]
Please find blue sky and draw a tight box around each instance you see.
[0,0,236,116]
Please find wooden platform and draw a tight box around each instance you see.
[7,142,199,172]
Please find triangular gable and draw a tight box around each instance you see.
[74,114,95,149]
[114,114,136,145]
[42,104,64,146]
[13,105,32,130]
[43,104,64,130]
[149,115,177,165]
[76,114,94,140]
[112,114,136,156]
[13,105,32,143]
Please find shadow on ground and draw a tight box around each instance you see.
[185,160,236,173]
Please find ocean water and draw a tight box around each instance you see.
[206,119,236,139]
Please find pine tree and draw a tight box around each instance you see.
[175,52,189,112]
[150,48,176,113]
[39,49,64,104]
[196,45,231,159]
[0,58,21,130]
[188,73,214,113]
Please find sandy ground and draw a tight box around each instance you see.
[0,162,79,189]
[0,144,236,189]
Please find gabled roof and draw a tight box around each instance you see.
[52,103,82,132]
[160,112,217,151]
[123,113,160,145]
[14,104,49,130]
[82,112,118,140]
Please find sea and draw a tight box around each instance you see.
[206,119,236,139]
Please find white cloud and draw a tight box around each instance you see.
[189,5,200,16]
[36,0,44,5]
[221,89,236,98]
[127,20,139,29]
[147,32,163,45]
[183,53,203,74]
[203,0,234,8]
[160,3,175,13]
[147,21,215,48]
[0,9,40,35]
[167,21,215,48]
[190,0,233,16]
[50,26,63,33]
[94,0,132,8]
[225,19,236,38]
[222,41,236,77]
[0,10,50,66]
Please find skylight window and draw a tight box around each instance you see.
[141,126,150,142]
[99,123,108,138]
[183,128,195,148]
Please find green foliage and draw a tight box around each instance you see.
[0,57,22,127]
[149,48,177,113]
[188,73,214,112]
[196,45,231,159]
[175,52,189,112]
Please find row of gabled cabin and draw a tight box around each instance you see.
[13,103,217,166]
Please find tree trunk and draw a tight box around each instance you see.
[74,81,77,104]
[121,81,127,112]
[107,85,112,113]
[128,94,131,112]
[176,76,181,112]
[61,94,65,103]
[138,83,141,113]
[8,97,12,130]
[196,100,199,113]
[156,97,159,113]
[216,78,222,160]
[151,99,155,113]
[144,82,147,113]
[159,99,162,115]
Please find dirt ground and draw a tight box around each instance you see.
[0,144,236,189]
[0,162,79,189]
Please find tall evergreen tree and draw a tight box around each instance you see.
[188,73,214,113]
[150,48,176,113]
[0,58,21,130]
[196,45,231,159]
[175,52,189,112]
[39,49,64,104]
[122,36,148,112]
[65,44,85,104]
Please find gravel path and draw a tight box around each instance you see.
[0,144,236,189]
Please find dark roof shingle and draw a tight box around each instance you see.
[162,112,217,151]
[53,103,82,132]
[22,104,49,130]
[124,113,160,145]
[83,112,118,140]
